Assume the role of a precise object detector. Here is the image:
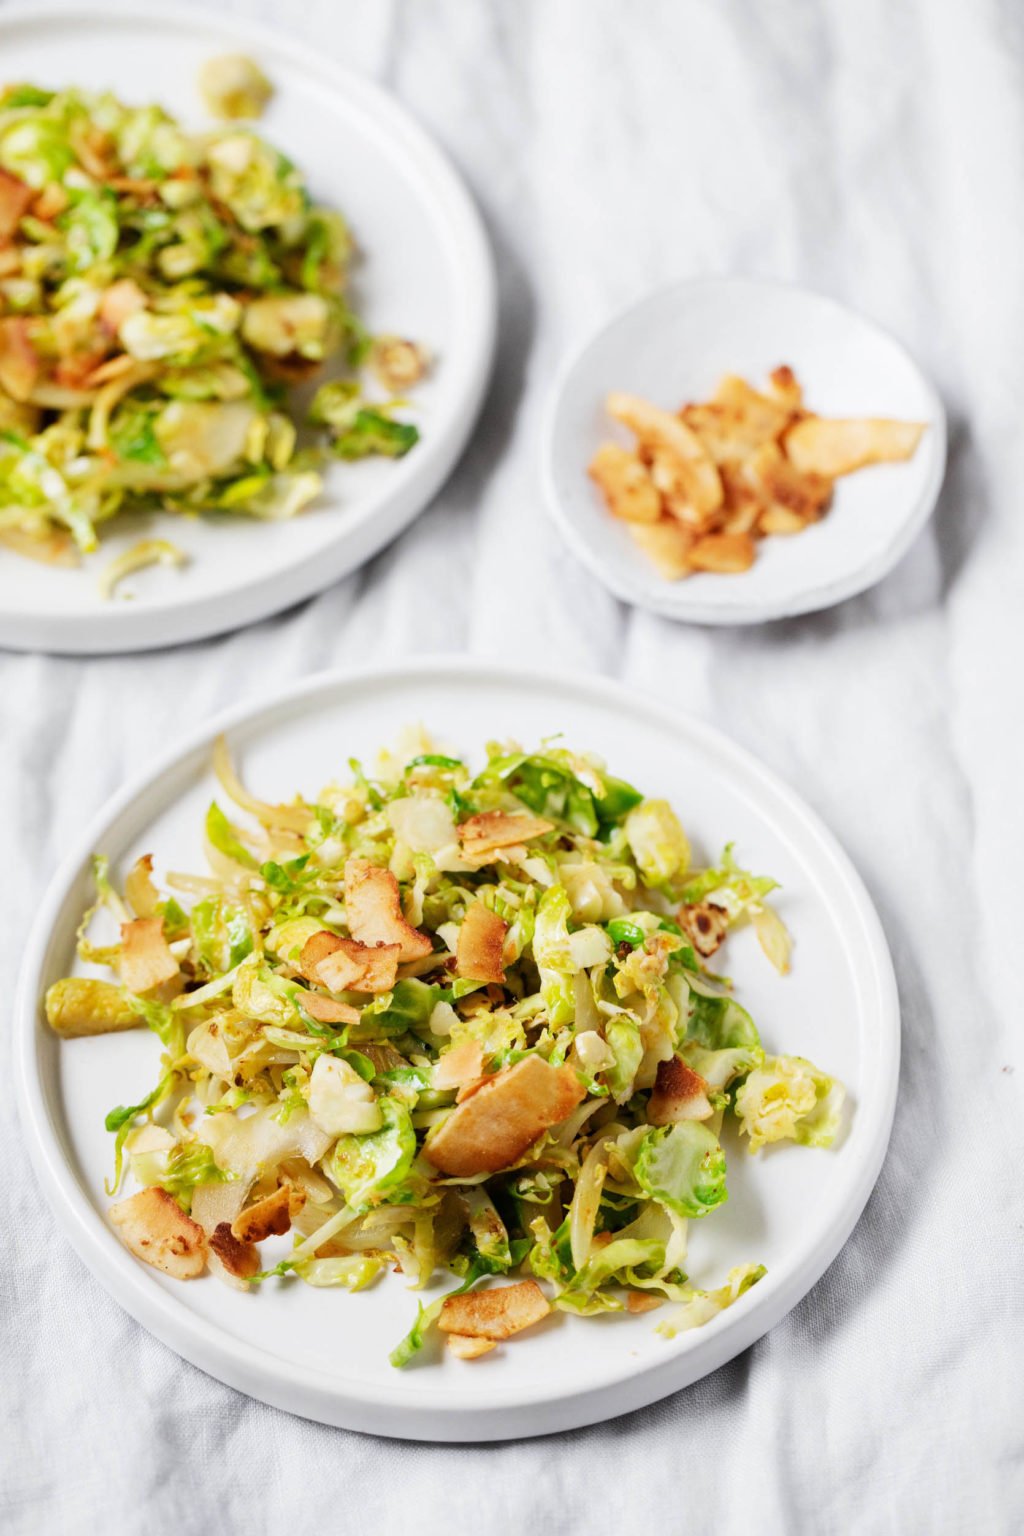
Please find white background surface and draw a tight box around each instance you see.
[1,0,1021,1531]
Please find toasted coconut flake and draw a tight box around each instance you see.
[108,1187,207,1278]
[120,916,180,996]
[0,524,76,567]
[0,317,40,401]
[231,1183,299,1244]
[209,1221,260,1280]
[689,532,756,574]
[456,903,507,984]
[458,810,554,858]
[0,168,32,238]
[588,442,662,523]
[124,853,160,919]
[315,936,401,994]
[628,518,694,579]
[784,416,926,477]
[300,992,360,1025]
[608,391,723,514]
[747,440,832,526]
[712,373,795,443]
[98,277,147,335]
[447,1333,497,1360]
[424,1056,586,1176]
[299,930,343,979]
[438,1278,551,1340]
[343,857,432,962]
[646,448,714,529]
[767,364,803,410]
[626,1290,664,1314]
[648,1056,714,1125]
[433,1037,485,1092]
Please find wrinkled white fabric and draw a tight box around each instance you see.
[2,0,1022,1531]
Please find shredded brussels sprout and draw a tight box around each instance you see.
[45,730,844,1364]
[0,77,422,572]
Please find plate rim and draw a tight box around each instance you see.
[14,656,900,1439]
[0,1,497,655]
[543,273,947,625]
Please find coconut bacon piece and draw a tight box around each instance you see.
[300,930,400,994]
[438,1278,551,1340]
[446,1332,497,1360]
[230,1183,301,1245]
[343,857,432,962]
[300,992,361,1026]
[607,391,723,515]
[784,416,926,478]
[209,1222,260,1280]
[457,811,553,860]
[647,1056,714,1126]
[455,903,507,984]
[424,1057,585,1176]
[108,1187,207,1278]
[119,917,180,996]
[0,168,32,239]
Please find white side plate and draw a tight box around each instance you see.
[0,4,496,653]
[15,659,899,1440]
[544,276,945,624]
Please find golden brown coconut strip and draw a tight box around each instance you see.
[119,917,180,996]
[343,857,432,962]
[424,1057,585,1176]
[455,903,508,984]
[647,1056,714,1125]
[108,1187,207,1278]
[438,1278,551,1340]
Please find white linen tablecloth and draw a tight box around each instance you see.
[2,1,1022,1530]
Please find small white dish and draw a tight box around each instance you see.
[544,276,946,624]
[0,4,496,653]
[15,658,899,1441]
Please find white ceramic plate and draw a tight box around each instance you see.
[544,277,946,624]
[15,659,899,1440]
[0,4,495,654]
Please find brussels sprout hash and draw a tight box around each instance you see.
[45,730,845,1365]
[0,79,425,570]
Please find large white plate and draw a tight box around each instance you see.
[15,659,899,1440]
[544,277,946,624]
[0,5,495,653]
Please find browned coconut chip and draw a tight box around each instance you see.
[432,1037,485,1092]
[343,857,433,962]
[300,992,360,1026]
[108,1186,207,1278]
[438,1278,551,1340]
[446,1333,496,1360]
[625,1291,664,1314]
[455,903,508,984]
[310,934,401,995]
[457,810,554,860]
[784,416,925,478]
[209,1222,260,1280]
[0,167,32,238]
[119,916,180,995]
[647,1056,714,1125]
[230,1183,301,1245]
[0,316,39,400]
[424,1056,585,1176]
